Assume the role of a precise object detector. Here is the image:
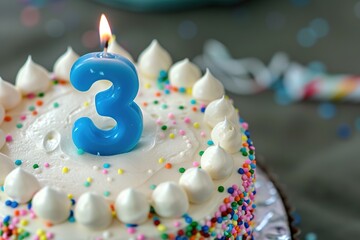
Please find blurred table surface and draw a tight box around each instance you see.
[1,0,360,239]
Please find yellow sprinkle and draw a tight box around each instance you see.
[62,167,69,174]
[83,101,90,107]
[87,177,93,182]
[232,220,238,226]
[36,229,45,236]
[20,219,28,226]
[169,133,175,139]
[158,157,165,164]
[193,122,200,128]
[40,236,47,240]
[186,87,192,95]
[144,83,151,89]
[117,168,124,175]
[157,224,167,232]
[112,211,116,217]
[67,194,73,199]
[18,228,24,234]
[242,135,248,142]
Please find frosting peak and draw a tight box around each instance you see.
[211,118,242,153]
[108,39,134,62]
[204,96,239,128]
[115,188,149,224]
[0,77,22,110]
[75,192,112,230]
[0,153,14,184]
[53,47,79,81]
[138,39,172,79]
[151,181,189,218]
[16,56,51,95]
[200,144,234,180]
[179,167,214,203]
[168,58,201,88]
[192,69,225,102]
[4,168,40,204]
[32,186,71,224]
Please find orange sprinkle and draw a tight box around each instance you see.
[4,115,12,122]
[192,107,197,112]
[242,143,248,147]
[165,163,172,169]
[44,221,53,227]
[142,102,148,107]
[235,196,240,201]
[14,210,20,216]
[246,172,251,178]
[36,100,43,107]
[155,92,161,97]
[32,111,38,116]
[223,197,230,204]
[59,80,67,85]
[110,203,115,211]
[172,86,178,92]
[243,163,249,168]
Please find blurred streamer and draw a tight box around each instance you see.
[194,39,360,103]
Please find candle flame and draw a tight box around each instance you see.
[99,14,112,45]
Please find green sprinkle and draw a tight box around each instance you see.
[161,125,167,131]
[218,186,225,192]
[53,80,59,85]
[153,100,159,105]
[178,105,185,110]
[161,104,168,109]
[161,233,169,239]
[38,92,45,98]
[199,150,204,156]
[33,164,39,169]
[84,182,91,187]
[249,169,254,174]
[15,160,22,166]
[77,149,84,155]
[242,152,248,157]
[150,184,156,190]
[104,191,111,197]
[53,102,60,108]
[28,106,35,111]
[16,123,23,129]
[179,167,186,173]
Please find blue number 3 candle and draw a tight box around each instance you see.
[70,15,143,156]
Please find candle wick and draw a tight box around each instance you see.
[103,39,109,55]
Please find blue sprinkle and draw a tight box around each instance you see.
[126,223,138,227]
[249,155,254,160]
[68,216,76,223]
[207,140,214,146]
[71,199,76,206]
[190,99,196,105]
[238,168,245,174]
[5,200,12,206]
[185,216,192,223]
[318,103,336,119]
[216,217,222,223]
[103,163,111,168]
[227,187,234,194]
[159,70,167,79]
[252,204,257,209]
[15,160,22,166]
[3,215,10,223]
[202,225,209,232]
[10,201,18,208]
[200,107,206,113]
[0,186,3,192]
[250,163,256,169]
[164,89,170,95]
[244,222,249,228]
[242,206,247,211]
[69,210,74,217]
[179,87,186,93]
[27,202,32,210]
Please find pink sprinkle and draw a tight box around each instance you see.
[33,236,40,240]
[30,212,36,219]
[168,113,175,119]
[192,161,199,167]
[179,129,186,136]
[165,84,171,90]
[173,220,181,227]
[184,117,191,124]
[5,135,13,142]
[245,159,251,164]
[46,232,54,239]
[232,184,238,190]
[20,115,27,121]
[249,146,255,150]
[171,120,177,125]
[127,227,136,234]
[200,103,206,108]
[8,224,14,230]
[102,169,108,174]
[27,93,36,99]
[20,209,28,216]
[12,217,19,224]
[241,122,248,130]
[44,162,50,168]
[137,234,146,240]
[155,119,162,125]
[200,131,206,137]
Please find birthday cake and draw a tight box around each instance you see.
[0,38,256,239]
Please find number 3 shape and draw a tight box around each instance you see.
[70,53,143,156]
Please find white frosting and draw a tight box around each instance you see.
[204,96,239,128]
[211,118,242,153]
[179,167,214,204]
[0,153,14,184]
[75,192,113,230]
[0,77,22,110]
[200,145,233,180]
[115,188,149,224]
[4,168,40,204]
[0,129,5,150]
[192,69,225,102]
[53,47,79,81]
[15,56,51,95]
[32,186,71,224]
[108,40,134,62]
[138,40,172,79]
[168,58,201,88]
[0,104,4,125]
[151,182,189,218]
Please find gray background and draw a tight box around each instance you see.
[1,0,360,239]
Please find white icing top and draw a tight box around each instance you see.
[0,77,22,110]
[211,118,242,153]
[0,153,14,184]
[192,69,225,102]
[151,181,189,218]
[16,56,51,95]
[168,58,201,88]
[4,168,40,204]
[138,40,172,79]
[53,47,79,81]
[32,186,71,224]
[108,39,134,62]
[75,192,113,230]
[115,188,149,224]
[179,167,214,204]
[200,145,233,180]
[204,96,239,128]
